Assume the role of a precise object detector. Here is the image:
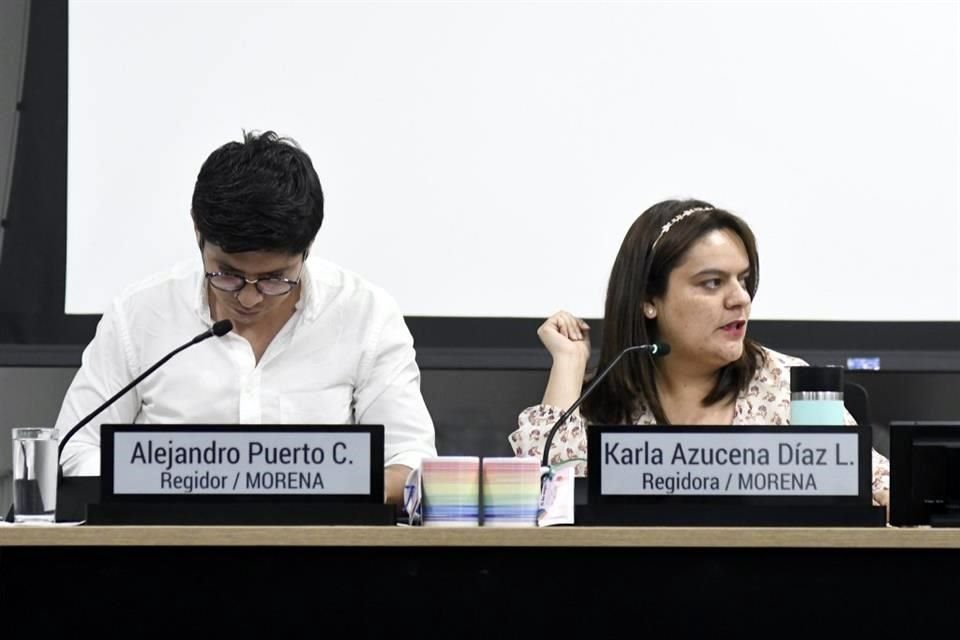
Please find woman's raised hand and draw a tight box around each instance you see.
[538,310,591,363]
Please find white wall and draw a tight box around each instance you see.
[67,0,960,320]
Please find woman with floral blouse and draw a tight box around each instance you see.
[509,199,889,507]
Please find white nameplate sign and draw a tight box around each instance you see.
[110,431,372,495]
[600,431,859,496]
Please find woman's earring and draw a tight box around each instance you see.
[644,305,656,319]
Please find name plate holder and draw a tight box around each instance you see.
[575,425,886,527]
[81,425,395,525]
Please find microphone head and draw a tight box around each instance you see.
[650,342,671,357]
[211,319,234,337]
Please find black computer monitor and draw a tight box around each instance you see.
[890,421,960,526]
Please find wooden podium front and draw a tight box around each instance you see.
[1,525,957,635]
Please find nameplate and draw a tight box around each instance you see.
[589,426,871,501]
[101,425,383,501]
[579,426,881,526]
[600,431,858,496]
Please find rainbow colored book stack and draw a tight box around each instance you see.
[421,456,480,527]
[481,457,541,527]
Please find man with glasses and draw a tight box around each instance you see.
[54,131,437,504]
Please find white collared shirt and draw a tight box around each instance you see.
[55,258,437,476]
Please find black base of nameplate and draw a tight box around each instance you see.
[575,503,886,527]
[84,502,397,526]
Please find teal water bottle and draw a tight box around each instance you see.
[790,365,845,425]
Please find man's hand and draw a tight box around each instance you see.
[384,464,413,505]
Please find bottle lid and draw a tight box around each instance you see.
[790,365,844,393]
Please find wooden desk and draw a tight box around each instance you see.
[0,524,959,548]
[2,526,956,634]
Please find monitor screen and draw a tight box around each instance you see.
[890,421,960,526]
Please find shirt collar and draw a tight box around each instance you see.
[294,262,321,322]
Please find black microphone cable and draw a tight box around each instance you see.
[540,342,671,472]
[57,319,234,458]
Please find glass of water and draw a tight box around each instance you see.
[12,428,59,523]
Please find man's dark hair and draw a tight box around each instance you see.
[191,130,324,254]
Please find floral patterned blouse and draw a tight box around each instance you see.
[509,347,890,506]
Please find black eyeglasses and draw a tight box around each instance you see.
[205,271,302,296]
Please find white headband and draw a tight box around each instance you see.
[651,206,714,250]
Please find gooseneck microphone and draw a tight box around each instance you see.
[540,342,670,470]
[57,319,234,459]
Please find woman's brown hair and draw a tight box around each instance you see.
[581,199,765,425]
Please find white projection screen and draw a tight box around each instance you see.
[67,1,959,321]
